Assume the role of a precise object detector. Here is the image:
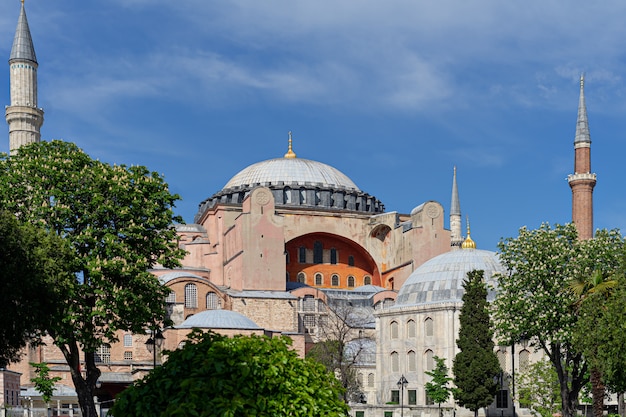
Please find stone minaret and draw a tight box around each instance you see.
[6,1,43,154]
[567,75,596,240]
[450,166,463,249]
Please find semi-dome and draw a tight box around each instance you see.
[176,310,261,330]
[395,248,506,306]
[194,135,384,222]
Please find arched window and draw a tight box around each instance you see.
[299,246,306,263]
[206,292,221,310]
[297,272,306,283]
[330,248,338,264]
[407,350,417,372]
[184,283,197,308]
[363,275,372,286]
[390,321,399,339]
[367,373,374,387]
[283,187,292,204]
[425,349,434,371]
[313,241,323,264]
[407,319,416,338]
[348,255,355,266]
[391,352,399,372]
[331,274,339,286]
[347,275,355,287]
[303,295,316,312]
[165,290,176,304]
[519,349,531,372]
[425,317,434,337]
[357,372,364,387]
[497,348,507,371]
[315,273,323,286]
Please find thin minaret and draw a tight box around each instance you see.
[567,74,596,240]
[450,166,463,249]
[6,0,44,154]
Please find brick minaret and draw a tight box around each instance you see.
[567,75,596,240]
[6,1,43,154]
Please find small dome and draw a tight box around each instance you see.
[176,310,261,330]
[395,248,505,306]
[223,157,360,192]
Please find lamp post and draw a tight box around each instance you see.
[145,328,165,368]
[397,375,408,417]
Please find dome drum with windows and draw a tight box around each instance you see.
[195,133,384,222]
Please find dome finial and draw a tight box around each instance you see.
[284,131,297,159]
[461,216,476,249]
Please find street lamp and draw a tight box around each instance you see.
[397,375,408,417]
[145,328,165,368]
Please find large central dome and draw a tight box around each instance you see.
[223,157,360,191]
[194,136,384,222]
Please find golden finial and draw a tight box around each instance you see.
[284,131,297,159]
[21,0,24,5]
[461,216,476,249]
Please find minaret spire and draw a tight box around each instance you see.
[450,166,463,249]
[567,74,596,240]
[6,1,44,154]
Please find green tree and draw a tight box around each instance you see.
[453,270,501,417]
[30,362,62,404]
[493,223,587,417]
[110,330,349,417]
[425,355,453,417]
[517,358,561,417]
[0,141,185,417]
[0,210,75,366]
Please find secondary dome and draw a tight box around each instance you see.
[176,310,261,330]
[395,248,505,306]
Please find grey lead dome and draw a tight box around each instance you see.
[395,248,505,306]
[223,157,360,191]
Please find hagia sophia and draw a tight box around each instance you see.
[1,3,596,416]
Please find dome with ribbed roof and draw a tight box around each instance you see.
[223,157,360,191]
[395,248,505,306]
[194,136,385,222]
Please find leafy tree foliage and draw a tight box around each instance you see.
[453,270,501,417]
[30,362,62,404]
[110,330,349,417]
[306,301,374,402]
[517,359,561,417]
[0,141,185,417]
[0,210,75,366]
[494,224,624,417]
[425,355,454,417]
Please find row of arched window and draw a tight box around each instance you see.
[290,243,356,266]
[389,318,433,339]
[357,372,375,388]
[296,272,372,287]
[166,284,222,310]
[390,349,436,373]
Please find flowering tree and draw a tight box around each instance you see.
[493,224,624,417]
[0,141,185,417]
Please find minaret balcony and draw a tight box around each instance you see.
[567,173,597,183]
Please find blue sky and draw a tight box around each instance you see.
[2,1,626,251]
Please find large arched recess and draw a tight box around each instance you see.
[286,232,381,289]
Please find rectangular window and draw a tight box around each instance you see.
[123,333,133,347]
[123,351,133,361]
[355,412,365,417]
[426,390,434,405]
[95,345,111,364]
[299,247,306,263]
[496,389,508,408]
[390,390,400,404]
[384,412,393,417]
[408,389,417,405]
